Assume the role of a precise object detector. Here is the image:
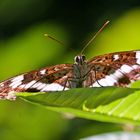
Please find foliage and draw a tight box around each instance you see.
[17,87,140,125]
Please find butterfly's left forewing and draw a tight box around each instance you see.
[0,64,72,100]
[87,50,140,87]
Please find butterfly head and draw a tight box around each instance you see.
[74,55,86,65]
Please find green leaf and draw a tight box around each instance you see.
[17,87,140,125]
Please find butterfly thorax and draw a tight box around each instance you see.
[71,55,90,88]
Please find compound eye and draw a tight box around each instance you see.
[74,56,80,63]
[82,55,86,61]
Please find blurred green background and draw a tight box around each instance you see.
[1,0,140,140]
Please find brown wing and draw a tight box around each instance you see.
[87,50,140,87]
[0,64,72,100]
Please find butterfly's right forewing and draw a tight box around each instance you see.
[0,64,72,100]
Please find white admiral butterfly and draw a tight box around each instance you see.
[0,21,140,100]
[0,50,140,100]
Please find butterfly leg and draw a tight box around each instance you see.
[62,77,70,90]
[63,76,84,88]
[83,65,104,87]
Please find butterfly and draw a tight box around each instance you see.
[0,50,140,100]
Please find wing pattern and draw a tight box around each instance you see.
[1,50,140,100]
[87,50,140,87]
[0,64,72,99]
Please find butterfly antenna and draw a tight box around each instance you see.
[80,20,110,54]
[44,33,65,46]
[44,33,76,52]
